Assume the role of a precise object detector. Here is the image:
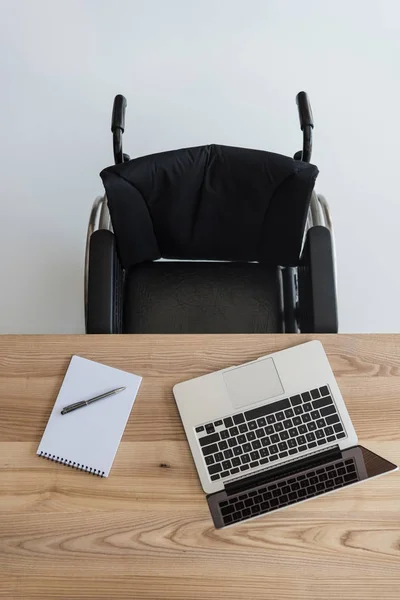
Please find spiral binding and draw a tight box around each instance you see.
[38,451,105,477]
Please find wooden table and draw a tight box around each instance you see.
[0,334,399,599]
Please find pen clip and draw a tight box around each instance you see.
[61,400,87,415]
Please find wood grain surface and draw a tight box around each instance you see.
[0,334,399,600]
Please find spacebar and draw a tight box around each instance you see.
[245,398,290,421]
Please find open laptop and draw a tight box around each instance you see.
[173,341,397,528]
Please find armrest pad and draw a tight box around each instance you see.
[297,226,338,333]
[86,230,123,333]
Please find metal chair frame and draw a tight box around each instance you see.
[85,92,337,334]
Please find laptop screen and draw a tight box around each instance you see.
[207,446,397,529]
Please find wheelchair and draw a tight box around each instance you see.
[85,92,337,334]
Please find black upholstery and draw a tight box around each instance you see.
[297,226,337,333]
[100,144,318,269]
[123,262,281,334]
[87,143,338,334]
[86,230,123,334]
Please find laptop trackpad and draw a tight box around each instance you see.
[223,358,284,409]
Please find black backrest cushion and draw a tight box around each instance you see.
[100,144,318,270]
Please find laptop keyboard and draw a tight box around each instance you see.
[195,385,346,482]
[219,457,358,526]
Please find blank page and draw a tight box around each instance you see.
[37,355,142,477]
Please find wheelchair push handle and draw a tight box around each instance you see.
[295,91,313,163]
[112,95,127,133]
[111,95,129,164]
[296,91,314,130]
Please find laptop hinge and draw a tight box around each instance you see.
[224,445,341,496]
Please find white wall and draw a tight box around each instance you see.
[0,0,399,333]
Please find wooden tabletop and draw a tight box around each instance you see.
[0,334,399,600]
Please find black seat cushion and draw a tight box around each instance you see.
[123,261,281,334]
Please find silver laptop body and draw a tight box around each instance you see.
[173,341,397,528]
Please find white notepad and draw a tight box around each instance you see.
[37,355,142,477]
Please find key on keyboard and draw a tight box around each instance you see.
[196,384,346,480]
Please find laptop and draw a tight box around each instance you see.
[173,341,397,528]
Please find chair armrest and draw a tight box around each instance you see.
[86,230,123,333]
[297,226,338,333]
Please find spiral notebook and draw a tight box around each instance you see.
[37,355,142,477]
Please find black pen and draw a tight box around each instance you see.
[61,387,126,415]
